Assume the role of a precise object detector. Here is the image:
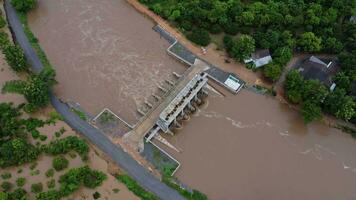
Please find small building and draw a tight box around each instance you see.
[298,56,338,91]
[244,49,272,68]
[350,16,356,23]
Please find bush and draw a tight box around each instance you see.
[0,16,7,29]
[35,190,60,200]
[39,135,47,141]
[11,0,37,13]
[45,168,55,178]
[16,177,26,187]
[93,192,101,199]
[30,169,40,176]
[1,182,12,192]
[187,28,211,46]
[0,32,11,50]
[59,166,107,196]
[46,179,55,189]
[1,172,11,180]
[3,45,28,72]
[31,183,43,194]
[44,136,89,159]
[52,156,69,171]
[10,188,28,199]
[116,175,159,200]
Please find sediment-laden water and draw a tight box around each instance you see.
[27,0,186,125]
[159,90,356,200]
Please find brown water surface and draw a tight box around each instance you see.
[28,0,186,125]
[160,90,356,200]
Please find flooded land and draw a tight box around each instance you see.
[0,48,138,200]
[27,0,186,125]
[158,90,356,200]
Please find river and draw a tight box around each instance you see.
[158,90,356,200]
[26,0,356,199]
[27,0,186,125]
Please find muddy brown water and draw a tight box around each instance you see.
[158,90,356,200]
[27,0,186,125]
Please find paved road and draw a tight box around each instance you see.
[4,1,185,199]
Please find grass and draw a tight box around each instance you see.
[17,12,53,70]
[98,110,116,123]
[71,108,87,121]
[116,174,159,200]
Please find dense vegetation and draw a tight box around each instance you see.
[2,67,56,113]
[0,103,89,168]
[0,104,105,200]
[11,0,37,13]
[284,70,355,123]
[140,0,355,81]
[116,175,160,200]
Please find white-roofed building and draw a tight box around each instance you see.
[244,49,273,68]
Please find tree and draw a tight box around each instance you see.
[168,10,181,21]
[187,28,211,46]
[298,32,322,52]
[0,103,23,139]
[231,34,255,61]
[324,89,355,121]
[301,80,328,104]
[3,68,56,113]
[11,0,37,13]
[4,45,27,72]
[301,100,322,123]
[0,138,39,168]
[52,156,69,171]
[273,46,292,65]
[323,37,343,54]
[284,70,304,104]
[263,62,282,82]
[334,72,351,91]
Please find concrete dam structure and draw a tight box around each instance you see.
[124,59,209,151]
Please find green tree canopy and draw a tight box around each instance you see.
[301,100,322,123]
[263,62,282,82]
[231,34,255,61]
[298,32,322,52]
[11,0,37,13]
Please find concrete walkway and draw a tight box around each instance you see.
[4,1,185,199]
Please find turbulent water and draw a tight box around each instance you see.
[27,0,186,125]
[27,0,356,199]
[159,90,356,200]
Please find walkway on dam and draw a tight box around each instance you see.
[4,1,185,199]
[124,59,209,149]
[154,25,245,93]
